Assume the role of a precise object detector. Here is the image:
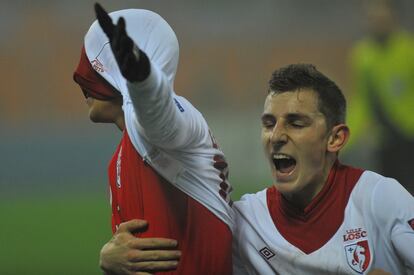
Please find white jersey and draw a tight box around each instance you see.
[233,163,414,274]
[124,66,234,227]
[83,9,234,228]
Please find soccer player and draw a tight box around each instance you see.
[232,64,414,274]
[119,64,414,275]
[73,3,233,274]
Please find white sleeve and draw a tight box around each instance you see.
[126,63,204,150]
[123,62,234,228]
[372,178,414,269]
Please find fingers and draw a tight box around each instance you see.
[114,19,135,59]
[112,17,128,52]
[93,3,150,82]
[131,260,179,272]
[117,219,148,234]
[128,238,178,250]
[128,250,181,262]
[94,3,115,38]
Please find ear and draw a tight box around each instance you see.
[327,124,350,153]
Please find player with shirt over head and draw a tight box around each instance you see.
[232,64,414,275]
[73,3,233,274]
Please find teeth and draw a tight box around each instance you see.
[273,154,292,160]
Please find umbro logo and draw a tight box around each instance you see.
[259,247,275,260]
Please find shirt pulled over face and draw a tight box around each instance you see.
[73,8,180,104]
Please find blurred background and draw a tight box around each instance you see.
[1,0,413,274]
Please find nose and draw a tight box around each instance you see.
[270,122,288,149]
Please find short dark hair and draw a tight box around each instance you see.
[268,64,346,129]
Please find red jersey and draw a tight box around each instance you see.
[108,131,232,274]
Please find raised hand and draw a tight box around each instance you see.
[99,219,181,275]
[94,3,150,82]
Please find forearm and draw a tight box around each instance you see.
[127,63,194,149]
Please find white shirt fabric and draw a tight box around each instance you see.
[233,171,414,275]
[82,9,234,228]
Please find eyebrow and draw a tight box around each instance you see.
[285,113,311,121]
[261,112,311,121]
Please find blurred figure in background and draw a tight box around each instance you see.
[347,0,414,193]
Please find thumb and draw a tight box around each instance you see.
[117,219,148,234]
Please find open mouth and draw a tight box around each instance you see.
[273,153,296,174]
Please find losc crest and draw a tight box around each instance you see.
[343,228,371,274]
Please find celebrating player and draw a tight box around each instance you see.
[73,3,233,274]
[113,66,414,274]
[232,64,414,274]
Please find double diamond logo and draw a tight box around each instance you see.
[259,247,276,260]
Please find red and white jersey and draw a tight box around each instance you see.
[81,8,234,274]
[233,162,414,275]
[83,9,233,227]
[107,131,232,275]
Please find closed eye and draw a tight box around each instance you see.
[261,114,275,129]
[290,121,306,128]
[286,114,311,128]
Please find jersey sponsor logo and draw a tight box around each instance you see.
[408,218,414,230]
[259,247,275,260]
[173,98,184,112]
[344,240,371,274]
[91,58,105,73]
[116,146,123,188]
[343,227,371,274]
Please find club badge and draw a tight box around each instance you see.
[343,228,371,274]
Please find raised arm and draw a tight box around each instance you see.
[95,3,204,150]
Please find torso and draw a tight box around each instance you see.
[108,131,232,275]
[234,162,409,275]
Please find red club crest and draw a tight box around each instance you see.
[344,240,371,274]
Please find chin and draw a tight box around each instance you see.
[272,177,298,195]
[89,112,100,123]
[89,110,107,123]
